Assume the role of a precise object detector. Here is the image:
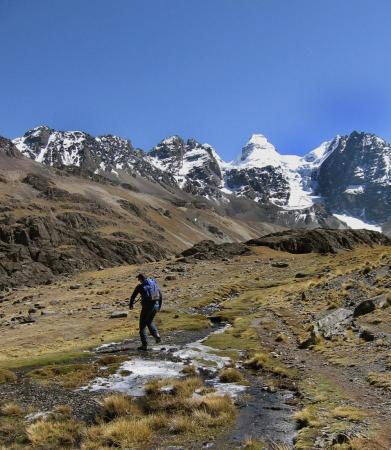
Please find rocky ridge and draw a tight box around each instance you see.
[12,127,391,231]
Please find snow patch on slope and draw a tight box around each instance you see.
[333,214,382,232]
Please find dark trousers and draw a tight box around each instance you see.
[139,303,159,346]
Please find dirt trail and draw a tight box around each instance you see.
[252,310,391,449]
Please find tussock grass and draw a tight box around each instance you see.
[182,364,197,376]
[244,352,269,370]
[293,407,319,429]
[0,368,17,384]
[367,371,391,390]
[28,358,123,388]
[243,438,265,450]
[26,419,82,448]
[0,402,23,416]
[331,406,366,421]
[84,417,153,449]
[167,414,197,434]
[101,394,141,419]
[243,439,289,450]
[144,376,203,399]
[83,377,235,448]
[244,350,291,377]
[98,354,127,365]
[28,363,99,388]
[275,332,289,343]
[219,367,244,383]
[52,404,72,418]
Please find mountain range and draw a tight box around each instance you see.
[1,124,391,289]
[11,126,391,232]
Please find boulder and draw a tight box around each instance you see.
[313,308,353,340]
[353,299,376,317]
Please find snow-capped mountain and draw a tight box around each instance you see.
[13,126,177,187]
[147,136,223,197]
[316,131,391,224]
[223,134,313,208]
[11,126,391,231]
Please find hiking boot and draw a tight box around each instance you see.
[137,345,148,351]
[155,335,162,344]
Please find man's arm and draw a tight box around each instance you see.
[129,285,141,309]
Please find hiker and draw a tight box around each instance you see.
[129,273,162,351]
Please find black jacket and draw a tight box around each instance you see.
[129,281,162,309]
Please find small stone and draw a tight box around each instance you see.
[295,272,308,278]
[360,328,375,341]
[41,310,57,316]
[110,311,128,319]
[271,262,289,268]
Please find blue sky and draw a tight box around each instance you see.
[1,0,391,160]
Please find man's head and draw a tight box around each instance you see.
[137,273,147,283]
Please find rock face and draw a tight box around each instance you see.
[247,228,391,254]
[148,136,223,197]
[0,136,22,158]
[180,240,251,261]
[0,214,169,290]
[316,132,391,223]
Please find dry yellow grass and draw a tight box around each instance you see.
[331,406,366,421]
[26,419,82,448]
[367,372,391,390]
[101,394,141,419]
[144,376,203,399]
[244,352,269,370]
[0,368,17,384]
[293,407,319,429]
[219,367,244,383]
[84,417,153,449]
[0,402,23,416]
[182,364,197,376]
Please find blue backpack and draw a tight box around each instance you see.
[143,278,161,302]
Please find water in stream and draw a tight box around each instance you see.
[84,324,296,448]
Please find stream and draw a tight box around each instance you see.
[84,323,297,448]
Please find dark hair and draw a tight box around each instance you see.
[137,273,147,282]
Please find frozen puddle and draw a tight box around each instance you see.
[85,325,247,398]
[85,358,185,396]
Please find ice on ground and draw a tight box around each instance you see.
[25,411,51,423]
[333,213,382,232]
[85,358,184,397]
[85,325,246,398]
[208,379,247,398]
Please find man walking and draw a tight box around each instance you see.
[129,273,162,351]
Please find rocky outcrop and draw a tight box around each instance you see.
[0,215,169,289]
[148,136,223,198]
[0,136,22,158]
[316,132,391,222]
[224,166,290,205]
[179,240,251,261]
[247,228,391,254]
